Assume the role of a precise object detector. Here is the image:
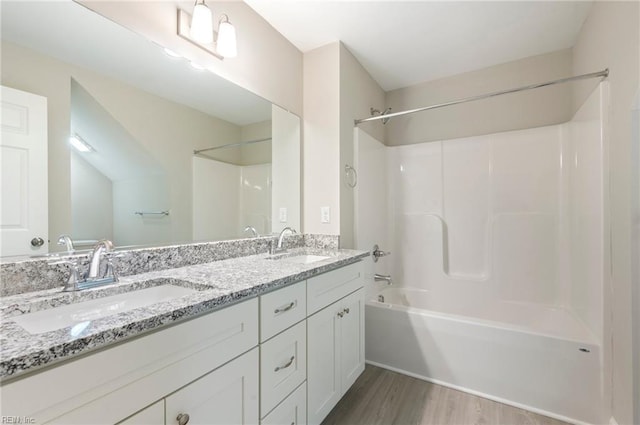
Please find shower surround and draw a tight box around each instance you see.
[356,83,609,424]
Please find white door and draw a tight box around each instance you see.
[307,303,341,425]
[339,288,365,391]
[1,85,48,257]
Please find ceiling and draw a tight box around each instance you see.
[245,1,593,91]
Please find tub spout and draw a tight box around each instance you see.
[374,273,392,285]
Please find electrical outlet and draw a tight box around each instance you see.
[279,207,287,223]
[321,206,331,224]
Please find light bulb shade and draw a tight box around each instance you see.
[190,2,213,44]
[217,20,237,58]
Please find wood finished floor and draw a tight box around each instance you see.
[321,365,571,425]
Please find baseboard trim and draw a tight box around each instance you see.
[365,360,596,425]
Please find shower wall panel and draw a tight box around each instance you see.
[387,125,567,307]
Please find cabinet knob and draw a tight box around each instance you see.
[337,311,344,318]
[344,308,350,314]
[176,413,190,425]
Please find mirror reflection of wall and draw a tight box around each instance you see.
[0,1,301,255]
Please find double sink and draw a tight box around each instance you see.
[9,251,331,336]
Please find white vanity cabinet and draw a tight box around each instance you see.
[1,259,365,425]
[258,261,365,425]
[306,266,365,425]
[1,298,259,425]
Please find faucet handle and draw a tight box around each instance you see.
[49,258,87,291]
[104,256,120,283]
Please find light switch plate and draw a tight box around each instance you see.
[321,206,331,223]
[279,207,287,223]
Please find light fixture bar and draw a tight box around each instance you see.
[69,134,95,153]
[177,8,223,60]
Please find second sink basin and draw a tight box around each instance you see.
[282,254,330,264]
[12,283,198,335]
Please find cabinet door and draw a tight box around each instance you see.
[339,288,365,391]
[165,348,259,425]
[306,302,341,425]
[117,401,164,424]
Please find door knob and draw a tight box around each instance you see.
[30,237,45,247]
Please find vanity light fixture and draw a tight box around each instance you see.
[190,0,213,44]
[177,2,237,60]
[69,133,95,153]
[216,14,237,58]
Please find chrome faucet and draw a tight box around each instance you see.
[56,239,119,292]
[243,226,259,238]
[273,227,296,254]
[87,239,114,279]
[374,274,392,285]
[57,234,75,253]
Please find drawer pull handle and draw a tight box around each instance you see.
[344,308,350,314]
[337,311,344,318]
[274,301,296,314]
[176,413,190,425]
[275,356,295,372]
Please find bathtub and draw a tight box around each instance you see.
[365,287,603,424]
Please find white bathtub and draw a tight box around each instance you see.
[365,287,603,424]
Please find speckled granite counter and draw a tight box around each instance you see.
[0,247,368,381]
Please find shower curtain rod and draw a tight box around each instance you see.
[354,68,609,125]
[193,137,272,155]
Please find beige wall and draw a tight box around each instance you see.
[272,104,301,234]
[79,1,303,116]
[572,2,640,424]
[303,43,341,235]
[1,41,244,249]
[240,120,271,165]
[339,44,385,249]
[70,152,113,242]
[385,49,573,145]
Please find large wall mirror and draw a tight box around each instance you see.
[1,1,300,257]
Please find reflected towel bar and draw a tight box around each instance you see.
[194,137,272,155]
[134,211,170,217]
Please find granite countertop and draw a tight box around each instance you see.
[0,248,368,381]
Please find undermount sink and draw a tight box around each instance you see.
[12,283,197,335]
[281,254,330,264]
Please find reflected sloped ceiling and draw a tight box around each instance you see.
[71,79,165,182]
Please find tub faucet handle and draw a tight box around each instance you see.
[372,244,390,262]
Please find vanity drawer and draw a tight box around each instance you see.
[260,281,306,342]
[260,321,307,418]
[261,382,306,425]
[307,261,364,314]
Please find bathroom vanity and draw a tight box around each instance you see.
[0,248,367,425]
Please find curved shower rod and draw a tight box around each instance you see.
[354,68,609,125]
